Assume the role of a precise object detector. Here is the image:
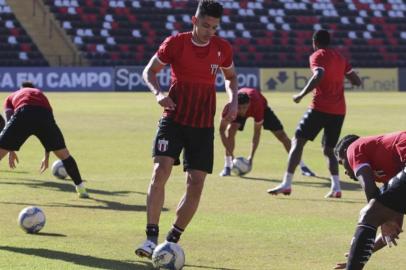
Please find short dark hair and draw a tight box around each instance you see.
[196,0,223,18]
[237,92,250,105]
[313,29,330,47]
[334,134,360,159]
[21,81,35,88]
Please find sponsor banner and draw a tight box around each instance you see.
[114,66,259,91]
[260,68,399,92]
[399,68,406,92]
[0,67,114,91]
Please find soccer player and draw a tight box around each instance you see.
[0,114,5,130]
[333,131,406,270]
[219,87,315,177]
[135,0,238,258]
[0,81,89,199]
[267,29,361,198]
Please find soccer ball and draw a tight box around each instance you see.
[18,206,46,233]
[152,242,185,270]
[231,157,251,176]
[52,160,67,179]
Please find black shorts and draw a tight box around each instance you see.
[295,109,345,148]
[377,167,406,214]
[152,117,214,173]
[235,107,283,132]
[0,106,66,152]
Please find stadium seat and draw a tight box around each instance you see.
[42,0,405,67]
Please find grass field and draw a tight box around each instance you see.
[0,91,405,270]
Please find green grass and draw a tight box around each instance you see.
[0,92,405,270]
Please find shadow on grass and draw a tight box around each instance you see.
[239,175,362,191]
[185,264,240,270]
[0,170,29,174]
[0,246,152,270]
[35,232,67,237]
[0,199,167,213]
[0,178,147,197]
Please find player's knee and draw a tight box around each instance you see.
[322,146,335,158]
[151,163,171,185]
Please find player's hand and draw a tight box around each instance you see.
[156,92,176,110]
[39,158,49,173]
[223,101,237,122]
[8,151,19,169]
[381,221,402,247]
[292,94,303,103]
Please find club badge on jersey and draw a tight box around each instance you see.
[157,139,169,152]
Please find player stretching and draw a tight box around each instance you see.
[333,131,406,269]
[268,29,361,198]
[135,0,238,258]
[0,81,89,198]
[219,87,315,177]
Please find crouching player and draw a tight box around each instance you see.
[0,81,89,198]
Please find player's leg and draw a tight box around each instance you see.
[0,108,32,167]
[53,148,89,198]
[268,109,321,195]
[322,114,345,198]
[167,169,207,243]
[136,118,182,258]
[346,169,406,269]
[220,122,240,176]
[166,125,213,243]
[35,111,89,198]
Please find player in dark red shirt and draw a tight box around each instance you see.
[333,131,406,269]
[0,81,89,198]
[135,0,238,258]
[219,87,315,177]
[268,29,361,198]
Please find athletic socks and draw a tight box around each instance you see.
[346,223,377,270]
[146,224,159,245]
[331,175,341,192]
[281,172,293,187]
[166,224,184,243]
[62,156,83,186]
[225,156,233,168]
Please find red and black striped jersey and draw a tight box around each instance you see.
[156,32,233,128]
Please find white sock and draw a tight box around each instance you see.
[76,183,84,188]
[282,172,293,187]
[331,175,341,191]
[299,160,306,167]
[225,156,233,168]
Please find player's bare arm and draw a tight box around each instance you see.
[4,108,13,121]
[248,123,262,164]
[355,166,380,202]
[219,118,234,156]
[222,66,238,121]
[8,151,18,169]
[293,68,324,103]
[143,54,176,110]
[345,71,362,87]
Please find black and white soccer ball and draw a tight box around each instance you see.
[18,206,46,234]
[52,160,67,179]
[152,242,185,270]
[231,157,251,176]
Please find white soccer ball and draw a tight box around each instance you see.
[231,157,251,176]
[52,160,67,179]
[18,206,46,234]
[152,242,185,270]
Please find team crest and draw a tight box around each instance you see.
[157,139,169,152]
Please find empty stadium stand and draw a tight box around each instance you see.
[40,0,406,67]
[0,0,48,66]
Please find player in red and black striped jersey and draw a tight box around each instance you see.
[0,81,89,198]
[135,0,238,259]
[333,132,406,269]
[268,29,361,198]
[219,87,315,177]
